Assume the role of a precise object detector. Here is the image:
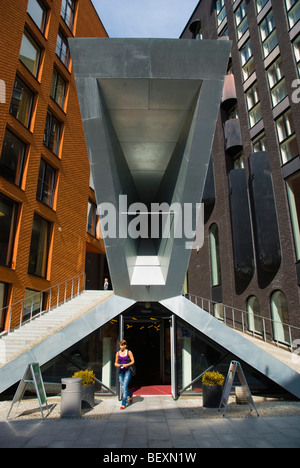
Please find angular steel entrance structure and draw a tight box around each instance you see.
[65,38,300,401]
[69,38,231,302]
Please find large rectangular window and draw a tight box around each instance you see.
[19,30,41,78]
[61,0,76,32]
[293,35,300,76]
[23,289,44,322]
[56,31,70,69]
[0,129,26,186]
[235,1,248,40]
[209,224,221,287]
[43,110,62,156]
[260,10,278,58]
[276,109,299,164]
[50,68,67,109]
[216,0,226,26]
[9,76,34,128]
[246,82,262,127]
[287,172,300,260]
[286,0,300,29]
[0,282,8,331]
[28,214,51,278]
[256,0,268,14]
[36,159,56,207]
[267,57,287,107]
[87,200,98,237]
[27,0,47,34]
[240,39,255,81]
[0,194,18,268]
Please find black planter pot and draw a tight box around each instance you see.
[202,384,223,408]
[81,385,95,409]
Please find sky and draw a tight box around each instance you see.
[91,0,199,38]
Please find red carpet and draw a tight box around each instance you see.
[132,385,172,396]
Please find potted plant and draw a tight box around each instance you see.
[72,369,95,409]
[202,371,225,408]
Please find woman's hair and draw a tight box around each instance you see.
[119,340,127,348]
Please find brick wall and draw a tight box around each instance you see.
[0,0,107,330]
[182,0,300,330]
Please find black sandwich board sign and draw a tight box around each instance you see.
[219,360,259,417]
[7,362,49,420]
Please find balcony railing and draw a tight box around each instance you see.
[1,272,86,335]
[186,293,300,351]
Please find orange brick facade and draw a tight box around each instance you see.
[0,0,107,331]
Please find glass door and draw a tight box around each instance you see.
[170,314,178,400]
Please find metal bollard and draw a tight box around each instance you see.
[60,378,82,418]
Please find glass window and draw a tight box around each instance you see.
[27,0,47,33]
[28,214,51,278]
[270,291,290,345]
[286,172,300,260]
[50,68,67,109]
[267,57,287,107]
[0,129,26,186]
[256,0,268,14]
[0,194,18,268]
[246,83,262,127]
[36,159,56,207]
[259,10,278,57]
[23,289,44,322]
[0,282,8,331]
[61,0,76,32]
[56,31,70,69]
[253,132,267,152]
[19,30,41,78]
[87,200,98,237]
[276,109,299,164]
[240,39,255,81]
[247,296,263,335]
[9,76,34,128]
[286,0,300,29]
[293,35,300,76]
[43,110,62,156]
[216,0,226,26]
[235,1,248,40]
[209,224,221,286]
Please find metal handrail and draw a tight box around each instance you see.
[1,272,86,335]
[186,293,300,351]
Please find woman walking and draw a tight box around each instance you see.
[115,340,135,409]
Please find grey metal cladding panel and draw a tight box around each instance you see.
[69,38,232,81]
[161,296,300,399]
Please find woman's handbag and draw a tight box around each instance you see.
[128,351,136,376]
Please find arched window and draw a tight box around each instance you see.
[270,291,290,345]
[247,296,262,335]
[209,224,221,287]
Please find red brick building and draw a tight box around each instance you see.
[0,0,107,331]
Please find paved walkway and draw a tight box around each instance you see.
[1,395,300,449]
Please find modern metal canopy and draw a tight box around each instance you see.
[69,38,231,301]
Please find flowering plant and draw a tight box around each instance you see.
[72,369,95,386]
[202,371,224,386]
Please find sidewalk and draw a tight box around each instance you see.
[0,395,300,448]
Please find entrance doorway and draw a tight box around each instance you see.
[121,304,172,393]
